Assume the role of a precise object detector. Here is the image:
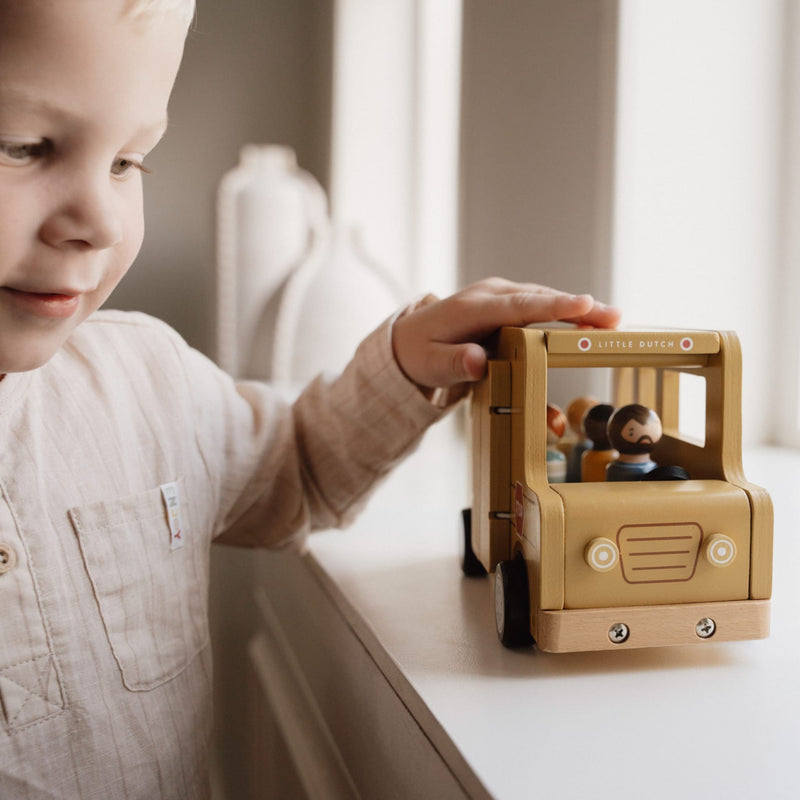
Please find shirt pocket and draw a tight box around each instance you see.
[68,478,210,692]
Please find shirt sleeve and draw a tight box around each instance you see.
[175,310,461,551]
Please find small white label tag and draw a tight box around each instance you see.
[160,482,184,550]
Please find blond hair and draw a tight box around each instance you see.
[125,0,195,28]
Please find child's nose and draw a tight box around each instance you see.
[39,172,124,251]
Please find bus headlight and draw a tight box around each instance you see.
[704,534,737,567]
[585,538,619,572]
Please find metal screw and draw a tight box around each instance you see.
[608,622,629,644]
[696,618,716,639]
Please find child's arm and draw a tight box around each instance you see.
[196,278,619,547]
[392,277,621,391]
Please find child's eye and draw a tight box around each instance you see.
[0,138,51,165]
[111,156,151,178]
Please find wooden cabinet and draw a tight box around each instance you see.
[246,554,479,800]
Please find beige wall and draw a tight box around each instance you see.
[109,0,334,358]
[458,0,618,299]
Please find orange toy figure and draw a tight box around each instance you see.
[546,404,567,483]
[606,404,662,481]
[581,403,617,481]
[565,396,598,481]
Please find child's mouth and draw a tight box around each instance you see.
[3,287,81,319]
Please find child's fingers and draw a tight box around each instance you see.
[562,297,622,329]
[392,278,621,389]
[405,341,488,388]
[497,289,620,329]
[427,289,616,343]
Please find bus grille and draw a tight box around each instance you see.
[617,523,702,584]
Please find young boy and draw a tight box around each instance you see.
[0,0,620,796]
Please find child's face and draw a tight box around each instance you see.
[0,1,186,373]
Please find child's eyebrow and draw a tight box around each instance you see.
[0,84,169,143]
[0,85,73,120]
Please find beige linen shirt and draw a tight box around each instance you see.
[0,309,451,799]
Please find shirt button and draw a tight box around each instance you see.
[0,543,16,575]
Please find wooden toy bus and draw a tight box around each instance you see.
[462,327,772,652]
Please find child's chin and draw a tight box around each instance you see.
[0,342,65,374]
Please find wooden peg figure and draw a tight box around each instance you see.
[565,396,598,481]
[605,403,662,481]
[580,403,618,481]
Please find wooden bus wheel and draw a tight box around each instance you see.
[494,558,534,648]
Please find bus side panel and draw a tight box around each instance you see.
[743,483,773,600]
[470,360,511,571]
[499,328,566,617]
[710,332,773,600]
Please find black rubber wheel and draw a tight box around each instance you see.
[494,558,534,648]
[461,508,488,577]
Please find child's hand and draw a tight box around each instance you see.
[392,278,621,390]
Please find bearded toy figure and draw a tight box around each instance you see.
[605,403,663,481]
